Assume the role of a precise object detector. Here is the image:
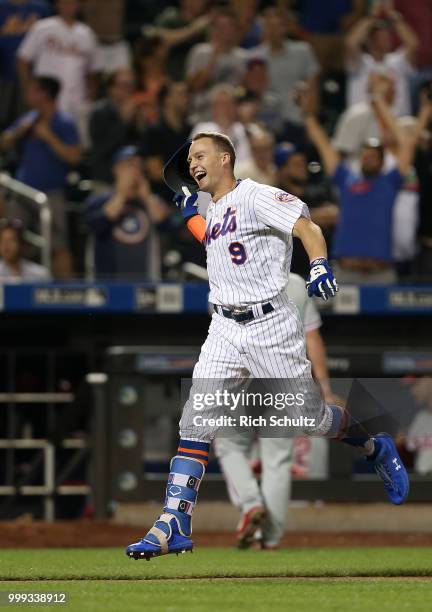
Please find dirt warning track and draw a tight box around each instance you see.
[1,521,432,549]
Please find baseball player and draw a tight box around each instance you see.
[215,273,333,550]
[126,132,409,561]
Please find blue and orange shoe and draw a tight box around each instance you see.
[126,513,193,561]
[369,433,409,505]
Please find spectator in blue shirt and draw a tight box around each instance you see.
[299,0,362,35]
[292,1,364,73]
[232,0,263,49]
[0,0,50,129]
[0,75,81,278]
[84,146,170,281]
[299,85,417,284]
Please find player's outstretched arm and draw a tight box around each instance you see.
[293,217,338,301]
[173,192,206,243]
[293,217,328,262]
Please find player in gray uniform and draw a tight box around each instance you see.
[126,132,409,561]
[215,273,332,549]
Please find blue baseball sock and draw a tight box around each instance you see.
[328,405,374,455]
[162,439,210,536]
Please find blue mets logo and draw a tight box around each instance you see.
[204,207,237,245]
[205,206,247,265]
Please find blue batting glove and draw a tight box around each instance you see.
[306,258,338,301]
[173,192,199,222]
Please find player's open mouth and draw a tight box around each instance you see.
[195,171,206,183]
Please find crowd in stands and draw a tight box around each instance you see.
[0,0,431,283]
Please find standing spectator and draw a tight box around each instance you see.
[294,0,365,73]
[82,0,131,76]
[0,76,81,278]
[232,0,263,49]
[299,86,416,284]
[0,0,50,130]
[0,218,51,281]
[141,81,191,197]
[336,74,423,272]
[236,126,276,185]
[155,0,209,81]
[239,57,283,134]
[256,8,320,128]
[132,33,169,127]
[89,69,141,185]
[84,146,170,281]
[345,0,419,116]
[17,0,100,122]
[274,142,339,278]
[191,84,252,166]
[186,6,247,121]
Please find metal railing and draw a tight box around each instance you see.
[0,348,95,520]
[0,172,52,271]
[0,391,89,521]
[0,438,88,522]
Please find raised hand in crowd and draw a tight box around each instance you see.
[345,0,418,68]
[297,85,340,177]
[370,79,431,176]
[157,14,209,49]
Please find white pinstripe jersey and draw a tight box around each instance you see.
[204,178,310,306]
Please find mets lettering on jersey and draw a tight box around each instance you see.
[204,179,310,306]
[204,207,237,245]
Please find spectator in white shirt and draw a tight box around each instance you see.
[190,84,252,165]
[17,0,100,122]
[256,7,320,126]
[344,1,419,116]
[186,6,246,122]
[333,72,396,161]
[81,0,131,76]
[0,218,51,282]
[236,125,276,185]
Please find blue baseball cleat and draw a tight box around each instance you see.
[125,513,193,561]
[370,433,409,505]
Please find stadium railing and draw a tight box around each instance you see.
[0,172,52,272]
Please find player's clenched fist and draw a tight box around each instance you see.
[306,258,338,301]
[173,192,199,222]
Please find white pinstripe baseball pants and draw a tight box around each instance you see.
[179,292,333,441]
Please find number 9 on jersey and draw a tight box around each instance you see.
[229,242,247,265]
